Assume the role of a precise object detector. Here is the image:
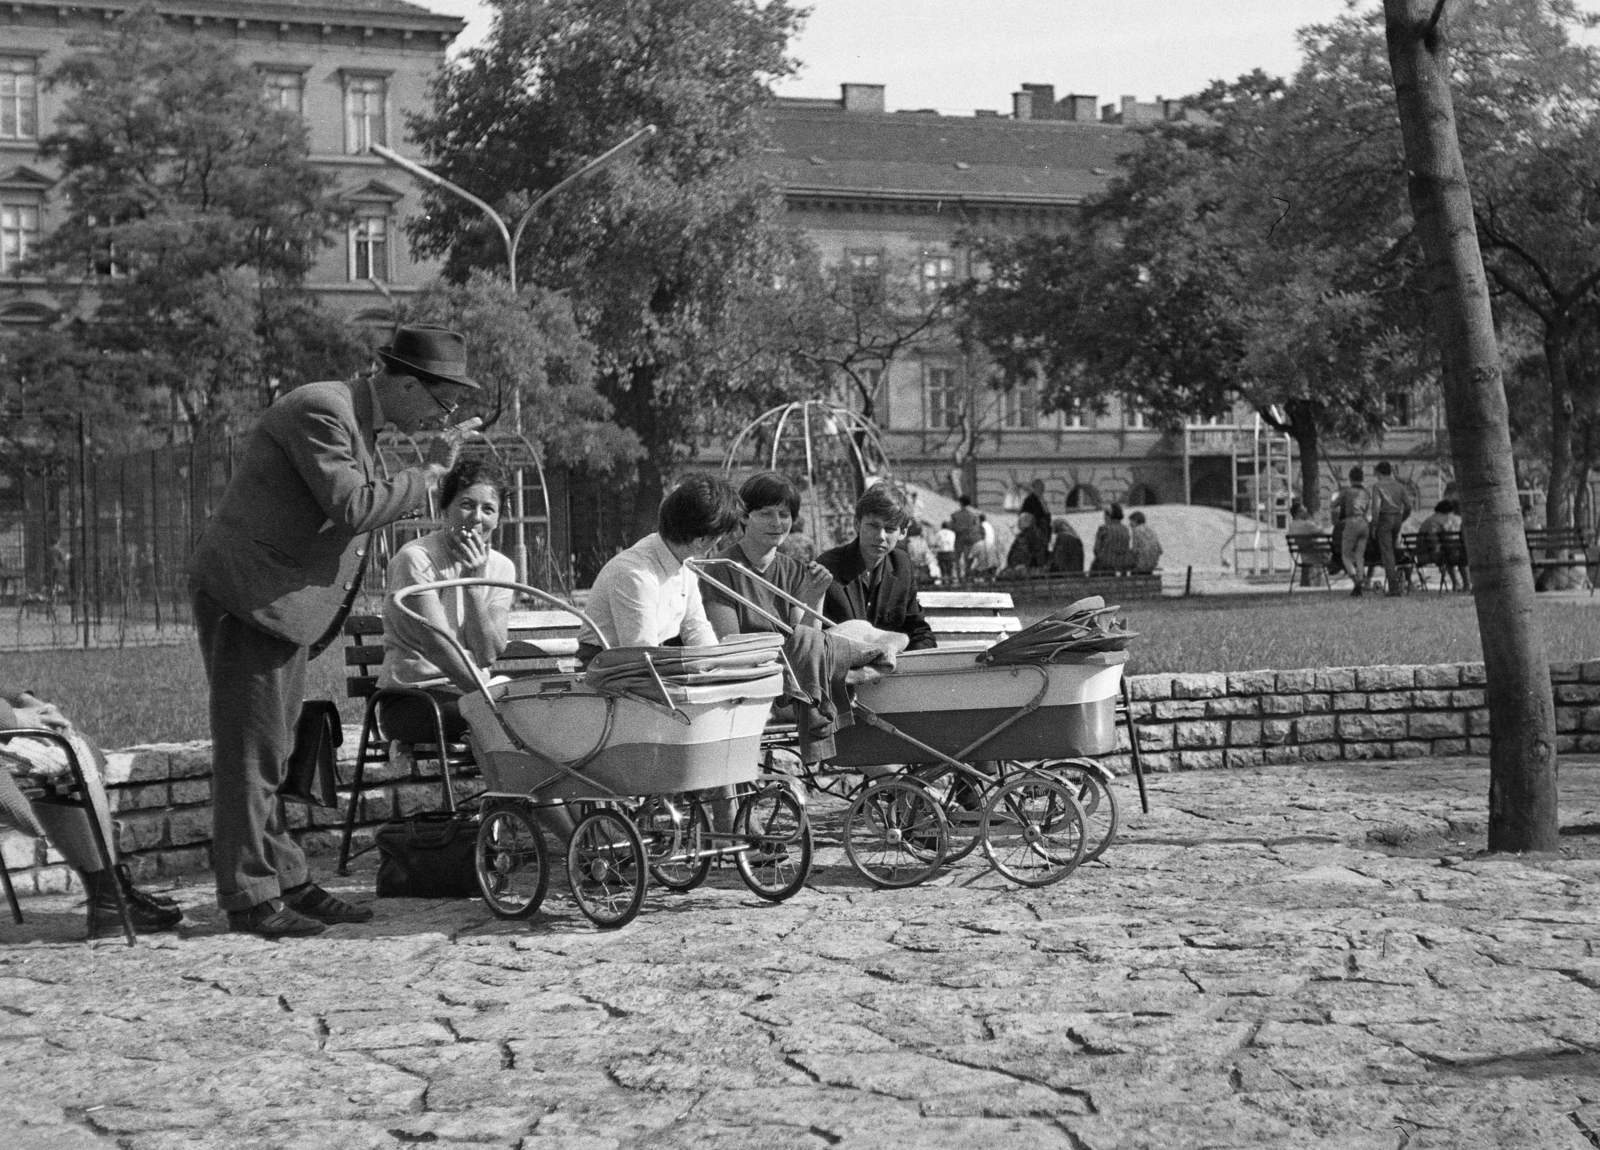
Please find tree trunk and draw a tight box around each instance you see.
[1288,412,1321,518]
[1545,323,1576,532]
[1384,0,1558,852]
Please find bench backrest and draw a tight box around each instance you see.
[343,606,584,699]
[920,589,1019,645]
[1525,527,1589,551]
[1286,533,1333,562]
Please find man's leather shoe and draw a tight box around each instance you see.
[86,869,183,935]
[282,882,373,924]
[117,863,179,910]
[227,897,326,939]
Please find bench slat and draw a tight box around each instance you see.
[345,645,387,667]
[919,591,1015,611]
[930,616,1021,633]
[508,608,583,629]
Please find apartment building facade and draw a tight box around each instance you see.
[0,0,461,329]
[764,83,1446,518]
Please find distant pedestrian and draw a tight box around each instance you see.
[950,496,982,579]
[1090,504,1135,573]
[1332,466,1373,596]
[905,521,937,583]
[1128,510,1163,574]
[1050,517,1084,574]
[1020,479,1052,537]
[933,521,957,583]
[972,513,999,580]
[1286,500,1325,586]
[1370,461,1411,596]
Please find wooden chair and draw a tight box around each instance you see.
[1524,526,1593,592]
[335,605,584,874]
[1284,533,1336,592]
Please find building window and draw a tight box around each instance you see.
[349,213,389,282]
[85,219,125,278]
[344,75,387,154]
[0,58,38,141]
[263,69,304,117]
[1,201,39,276]
[1386,390,1414,427]
[919,253,956,299]
[1123,398,1147,429]
[999,382,1037,429]
[846,249,883,308]
[924,363,961,430]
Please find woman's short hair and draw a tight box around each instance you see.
[440,458,508,508]
[659,473,743,545]
[1129,510,1146,526]
[1107,503,1125,521]
[854,483,911,529]
[739,471,801,518]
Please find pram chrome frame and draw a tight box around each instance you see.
[386,579,810,927]
[685,558,1116,888]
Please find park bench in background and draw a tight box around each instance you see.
[1524,526,1593,592]
[336,603,584,873]
[918,589,1020,645]
[1285,533,1337,592]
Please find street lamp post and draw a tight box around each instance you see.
[371,125,657,583]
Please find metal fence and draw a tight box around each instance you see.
[0,434,565,650]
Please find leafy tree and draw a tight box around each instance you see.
[39,6,352,432]
[408,0,803,540]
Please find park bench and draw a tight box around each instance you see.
[918,589,1020,645]
[1285,532,1338,592]
[1524,526,1593,591]
[335,603,584,873]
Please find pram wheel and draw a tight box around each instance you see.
[843,777,949,888]
[567,809,648,929]
[981,773,1087,887]
[908,763,992,863]
[476,803,549,919]
[638,795,713,892]
[1039,759,1119,861]
[733,784,812,902]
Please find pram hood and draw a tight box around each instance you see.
[977,595,1138,666]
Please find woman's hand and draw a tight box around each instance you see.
[446,525,490,573]
[12,693,70,733]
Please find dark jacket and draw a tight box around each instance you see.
[187,379,434,650]
[816,541,936,650]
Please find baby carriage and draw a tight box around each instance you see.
[686,560,1139,890]
[391,580,812,929]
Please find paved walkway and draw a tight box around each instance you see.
[4,757,1600,1150]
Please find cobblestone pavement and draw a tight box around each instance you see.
[4,757,1600,1150]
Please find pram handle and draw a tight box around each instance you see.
[391,579,607,700]
[684,557,832,634]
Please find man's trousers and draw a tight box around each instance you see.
[192,588,310,911]
[1340,519,1371,591]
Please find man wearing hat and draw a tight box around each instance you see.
[189,325,481,938]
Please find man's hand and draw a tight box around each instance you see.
[445,525,491,573]
[424,416,484,475]
[12,693,70,733]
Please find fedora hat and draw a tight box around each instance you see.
[377,325,480,391]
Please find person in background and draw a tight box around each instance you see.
[380,458,515,743]
[700,471,831,638]
[1128,510,1163,574]
[0,690,183,934]
[1090,503,1135,573]
[1285,500,1325,587]
[950,495,982,580]
[1417,499,1469,592]
[1050,517,1085,574]
[575,473,743,660]
[1332,466,1373,596]
[817,483,936,650]
[188,323,481,938]
[904,520,937,584]
[972,513,1000,581]
[933,520,957,584]
[1370,461,1412,596]
[1020,478,1052,537]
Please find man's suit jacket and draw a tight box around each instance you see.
[816,540,936,650]
[188,380,433,649]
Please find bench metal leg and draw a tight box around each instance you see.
[338,700,382,875]
[1119,678,1150,814]
[0,851,20,925]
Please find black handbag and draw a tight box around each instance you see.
[375,812,480,899]
[277,700,342,808]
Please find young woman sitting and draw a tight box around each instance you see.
[380,458,516,744]
[700,471,832,639]
[574,473,745,661]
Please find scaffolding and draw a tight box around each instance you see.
[1183,415,1295,576]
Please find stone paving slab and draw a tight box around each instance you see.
[2,757,1599,1149]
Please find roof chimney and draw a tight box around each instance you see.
[841,83,885,114]
[1012,90,1034,120]
[1021,83,1056,120]
[1064,94,1097,122]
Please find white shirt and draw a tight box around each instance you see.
[577,533,718,650]
[381,531,515,687]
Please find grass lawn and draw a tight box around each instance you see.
[6,592,1599,748]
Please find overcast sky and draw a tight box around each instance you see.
[416,0,1365,112]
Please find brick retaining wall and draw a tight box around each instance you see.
[4,657,1598,895]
